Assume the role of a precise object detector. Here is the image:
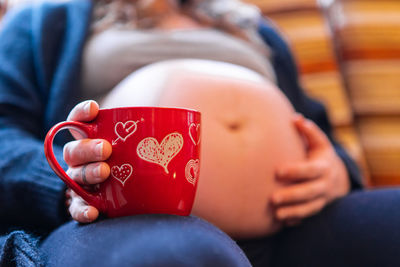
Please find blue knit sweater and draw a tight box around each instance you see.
[0,0,363,265]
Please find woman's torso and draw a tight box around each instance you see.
[100,59,306,238]
[83,10,305,238]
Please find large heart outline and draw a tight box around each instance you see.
[111,164,133,186]
[113,121,137,145]
[136,132,184,174]
[185,159,199,185]
[189,123,201,146]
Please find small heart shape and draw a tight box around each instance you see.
[111,164,133,186]
[189,123,201,146]
[115,121,137,142]
[185,159,199,185]
[136,132,184,174]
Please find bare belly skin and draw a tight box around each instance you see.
[100,59,306,238]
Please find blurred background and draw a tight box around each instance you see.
[244,0,400,188]
[1,0,400,188]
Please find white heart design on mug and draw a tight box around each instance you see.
[189,123,201,146]
[136,132,184,174]
[185,159,199,185]
[111,164,133,186]
[113,121,138,145]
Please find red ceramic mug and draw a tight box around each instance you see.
[44,107,201,217]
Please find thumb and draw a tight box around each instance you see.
[293,114,330,150]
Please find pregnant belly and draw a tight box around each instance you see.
[100,59,306,238]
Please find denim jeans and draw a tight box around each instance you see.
[41,214,251,267]
[238,188,400,267]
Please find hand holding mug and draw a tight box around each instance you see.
[63,100,111,223]
[45,101,201,222]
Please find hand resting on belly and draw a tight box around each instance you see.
[100,59,306,238]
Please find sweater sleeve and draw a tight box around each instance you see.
[0,6,69,231]
[0,231,42,266]
[257,19,364,190]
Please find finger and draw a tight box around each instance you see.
[67,162,110,185]
[271,179,327,206]
[293,114,330,149]
[63,139,112,167]
[69,194,99,223]
[67,100,99,139]
[276,160,326,182]
[67,100,99,122]
[275,197,326,221]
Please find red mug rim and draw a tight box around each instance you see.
[100,106,201,114]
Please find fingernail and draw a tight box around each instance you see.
[84,101,92,115]
[84,209,90,219]
[95,141,103,158]
[93,163,102,178]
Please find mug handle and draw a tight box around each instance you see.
[44,121,103,211]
